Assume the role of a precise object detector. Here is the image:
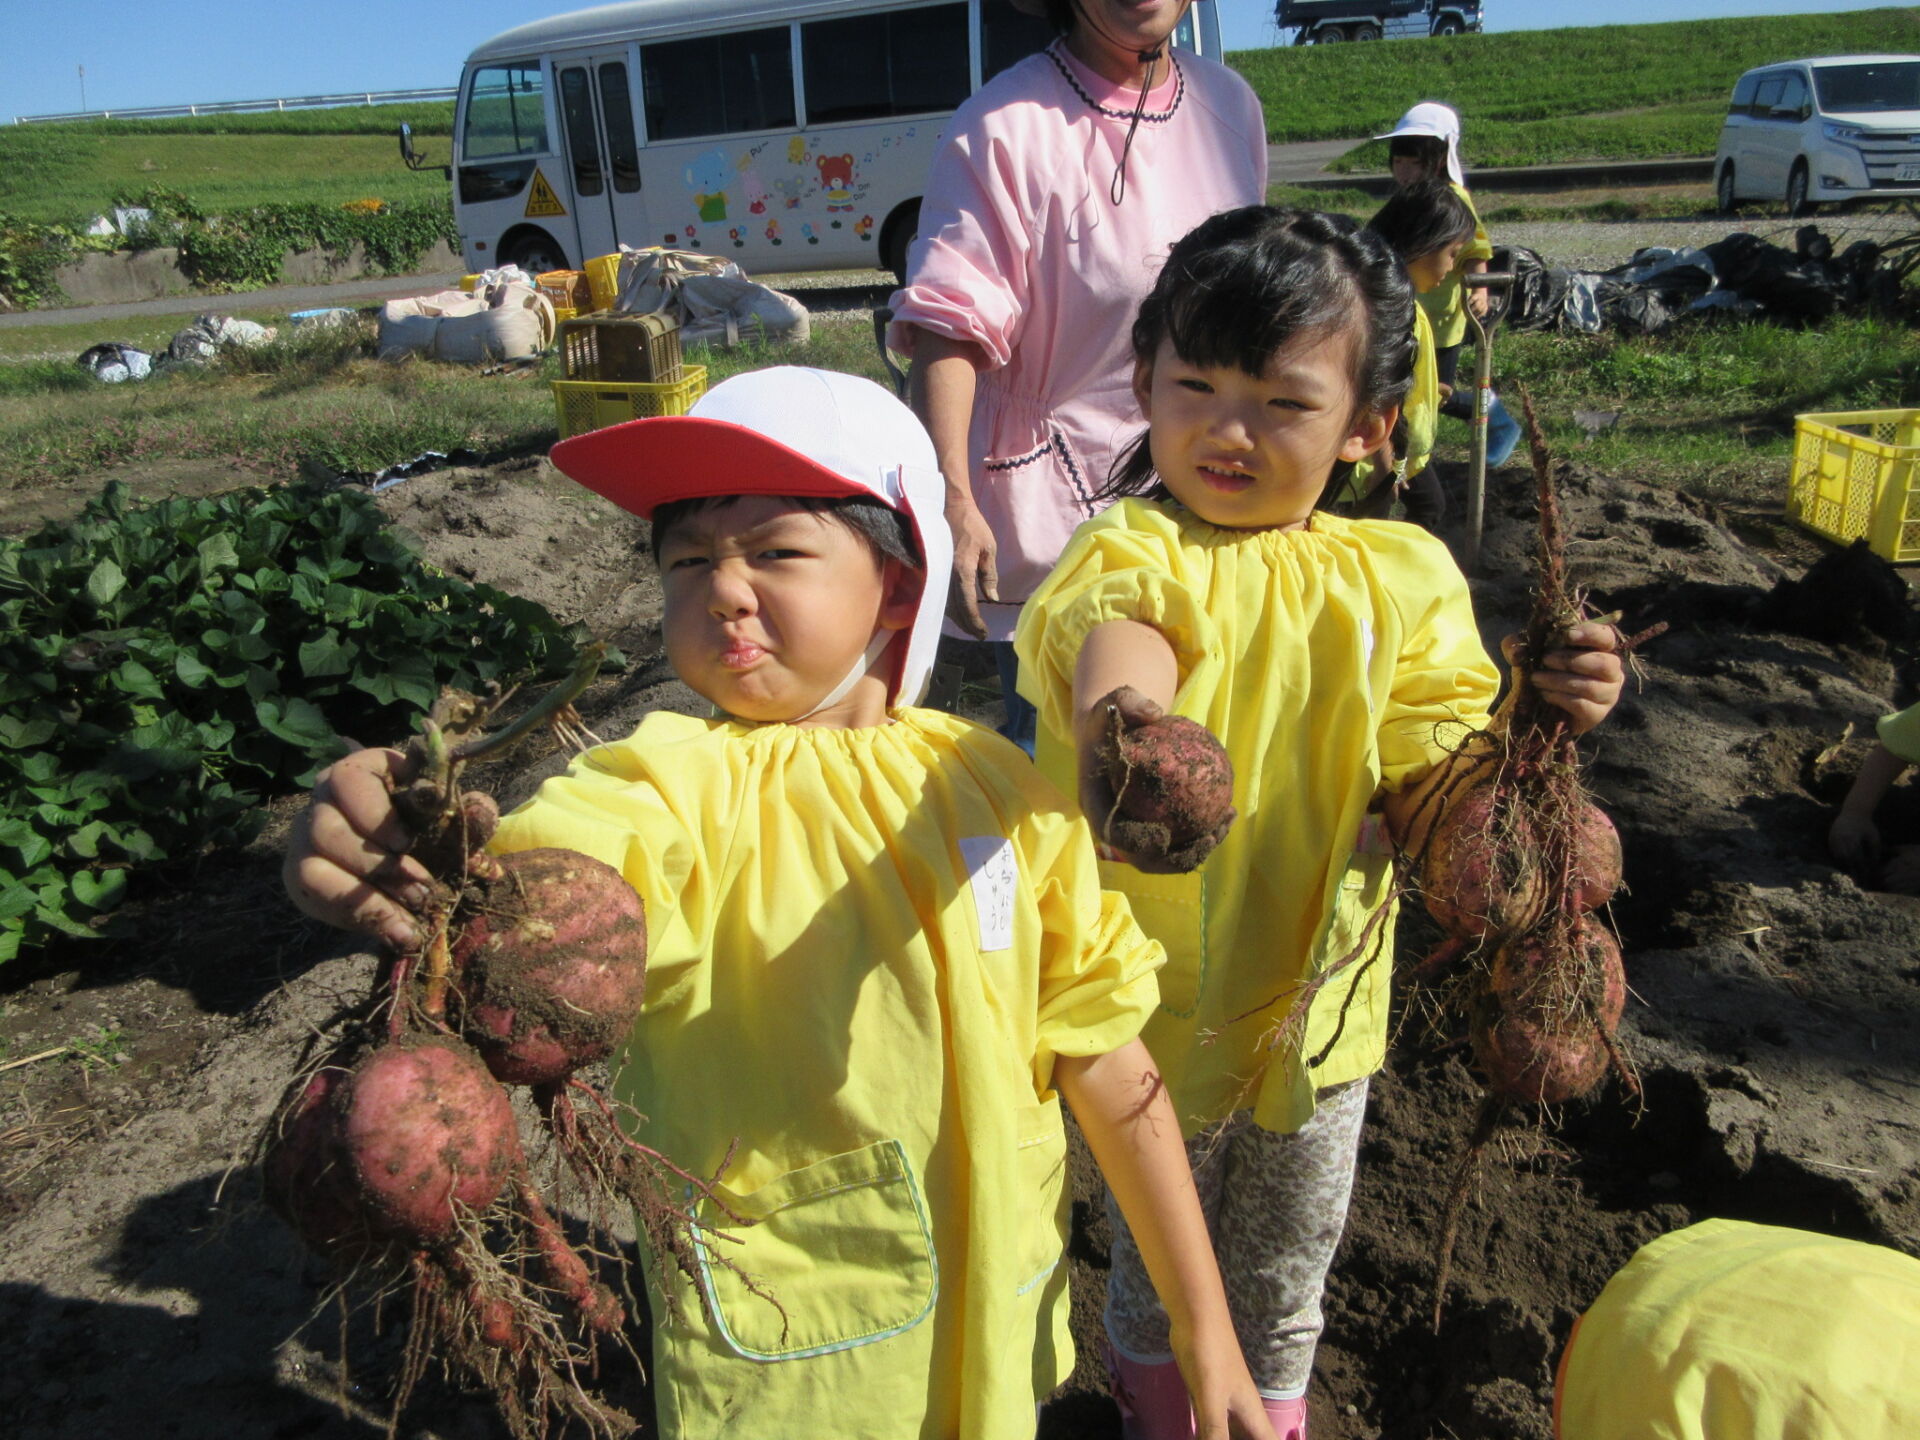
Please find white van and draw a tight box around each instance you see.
[1714,54,1920,215]
[450,0,1224,281]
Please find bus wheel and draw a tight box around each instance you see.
[881,201,920,287]
[498,228,569,276]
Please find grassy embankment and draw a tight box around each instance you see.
[1234,7,1920,167]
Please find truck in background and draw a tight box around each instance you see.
[1275,0,1482,45]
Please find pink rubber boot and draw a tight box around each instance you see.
[1105,1343,1196,1440]
[1263,1394,1308,1440]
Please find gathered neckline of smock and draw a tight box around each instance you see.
[714,708,969,749]
[1045,38,1185,123]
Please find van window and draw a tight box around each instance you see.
[464,62,550,159]
[599,62,642,192]
[981,6,1057,82]
[1775,71,1809,119]
[1814,60,1920,112]
[558,66,604,196]
[802,4,970,124]
[1729,72,1759,113]
[1751,73,1787,118]
[642,26,796,141]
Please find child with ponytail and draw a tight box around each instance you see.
[1014,206,1626,1438]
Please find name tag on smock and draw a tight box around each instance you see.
[959,837,1017,952]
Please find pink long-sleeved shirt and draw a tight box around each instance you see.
[888,40,1268,640]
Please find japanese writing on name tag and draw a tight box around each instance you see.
[959,836,1017,953]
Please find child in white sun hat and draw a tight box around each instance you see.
[283,367,1275,1440]
[1377,101,1522,467]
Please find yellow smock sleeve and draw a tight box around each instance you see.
[1455,183,1493,263]
[1022,801,1164,1088]
[1014,502,1224,747]
[489,732,704,1006]
[1375,535,1500,792]
[1876,700,1920,764]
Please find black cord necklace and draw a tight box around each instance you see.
[1070,0,1180,206]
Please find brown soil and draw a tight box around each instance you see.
[2,456,1916,1440]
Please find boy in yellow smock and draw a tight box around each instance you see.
[1828,698,1920,889]
[283,367,1277,1440]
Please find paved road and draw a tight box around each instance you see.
[0,270,467,331]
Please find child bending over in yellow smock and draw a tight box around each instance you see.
[283,367,1282,1440]
[1013,208,1627,1440]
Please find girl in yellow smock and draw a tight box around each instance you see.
[1014,207,1627,1439]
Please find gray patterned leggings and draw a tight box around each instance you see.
[1103,1079,1369,1399]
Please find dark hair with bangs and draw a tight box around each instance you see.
[1364,180,1475,267]
[1096,205,1417,507]
[649,494,921,570]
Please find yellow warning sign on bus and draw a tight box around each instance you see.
[525,169,567,219]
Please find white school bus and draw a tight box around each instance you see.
[452,0,1224,281]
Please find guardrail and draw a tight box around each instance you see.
[14,87,457,125]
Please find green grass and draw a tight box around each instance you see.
[1265,181,1716,223]
[1,303,1902,520]
[17,102,457,137]
[0,130,449,223]
[1490,315,1920,498]
[1233,7,1920,160]
[0,310,888,491]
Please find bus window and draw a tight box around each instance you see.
[558,66,604,196]
[802,4,969,125]
[464,62,549,159]
[642,27,795,141]
[981,6,1056,83]
[598,62,642,192]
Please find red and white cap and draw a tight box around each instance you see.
[549,366,953,709]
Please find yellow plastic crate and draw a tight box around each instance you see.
[552,366,707,439]
[560,310,684,383]
[1786,408,1920,563]
[585,253,624,312]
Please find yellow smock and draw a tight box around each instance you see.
[1418,182,1494,351]
[1555,1219,1920,1440]
[1337,304,1439,508]
[1014,500,1499,1136]
[491,708,1162,1440]
[1876,699,1920,764]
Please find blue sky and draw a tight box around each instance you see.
[6,0,1911,120]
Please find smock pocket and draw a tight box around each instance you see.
[1012,1096,1069,1296]
[690,1139,937,1362]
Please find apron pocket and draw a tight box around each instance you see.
[1012,1095,1068,1295]
[692,1138,937,1361]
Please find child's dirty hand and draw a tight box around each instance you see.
[1505,622,1625,736]
[283,745,433,950]
[1078,686,1235,874]
[1829,811,1881,871]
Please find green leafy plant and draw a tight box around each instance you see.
[0,480,617,963]
[67,1024,129,1069]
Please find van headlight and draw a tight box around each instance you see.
[1820,122,1864,145]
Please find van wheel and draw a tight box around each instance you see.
[1351,22,1382,40]
[1315,25,1347,42]
[1716,163,1737,214]
[1432,15,1465,35]
[881,201,920,287]
[500,229,569,276]
[1785,161,1816,217]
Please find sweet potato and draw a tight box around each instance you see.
[1096,710,1236,869]
[454,848,648,1086]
